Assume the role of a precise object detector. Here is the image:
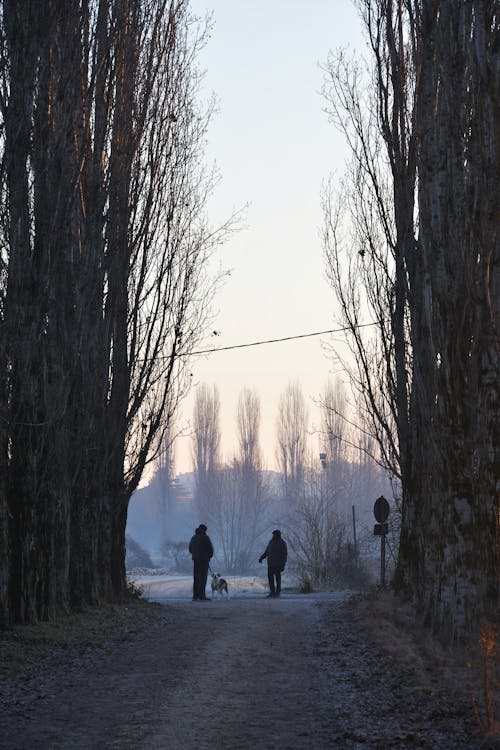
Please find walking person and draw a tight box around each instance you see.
[188,524,214,601]
[259,529,287,598]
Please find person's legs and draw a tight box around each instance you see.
[275,570,282,596]
[193,560,200,599]
[200,562,210,599]
[267,568,276,596]
[192,561,198,599]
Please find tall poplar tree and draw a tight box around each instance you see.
[0,0,226,625]
[323,0,498,639]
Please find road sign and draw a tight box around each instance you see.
[374,495,390,523]
[373,496,390,588]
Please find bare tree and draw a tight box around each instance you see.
[209,388,268,573]
[237,387,261,468]
[403,0,499,636]
[191,383,221,523]
[318,379,350,510]
[233,388,267,569]
[285,382,357,589]
[0,1,230,624]
[155,425,176,545]
[320,381,348,464]
[322,0,499,639]
[321,23,413,485]
[275,381,309,504]
[286,463,351,590]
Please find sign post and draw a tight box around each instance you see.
[373,496,390,587]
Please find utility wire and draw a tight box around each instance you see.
[190,321,378,356]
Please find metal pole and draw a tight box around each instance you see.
[352,504,358,573]
[352,504,359,587]
[352,505,357,556]
[381,531,386,587]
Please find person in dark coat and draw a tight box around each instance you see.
[188,524,214,601]
[259,529,287,597]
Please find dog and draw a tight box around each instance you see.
[211,573,229,597]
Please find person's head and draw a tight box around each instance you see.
[272,529,281,538]
[199,524,207,533]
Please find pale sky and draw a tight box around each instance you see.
[174,0,366,475]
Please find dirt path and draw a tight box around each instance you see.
[0,593,484,749]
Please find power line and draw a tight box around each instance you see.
[190,321,378,356]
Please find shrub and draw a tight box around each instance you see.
[125,536,154,570]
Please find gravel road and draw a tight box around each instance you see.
[0,586,486,749]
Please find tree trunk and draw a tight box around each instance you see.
[400,0,499,637]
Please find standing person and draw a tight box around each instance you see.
[259,529,287,598]
[188,524,214,601]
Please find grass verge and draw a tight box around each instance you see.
[0,597,163,679]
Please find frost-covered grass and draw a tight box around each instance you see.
[128,572,356,602]
[128,573,273,600]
